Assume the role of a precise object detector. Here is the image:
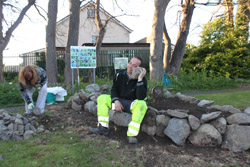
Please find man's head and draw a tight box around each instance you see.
[127,56,142,75]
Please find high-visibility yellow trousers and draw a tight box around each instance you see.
[96,94,148,136]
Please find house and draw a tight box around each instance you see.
[56,1,133,47]
[9,1,150,74]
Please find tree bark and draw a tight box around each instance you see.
[225,0,234,26]
[46,0,58,84]
[64,0,81,86]
[235,0,250,42]
[150,0,170,81]
[0,0,35,82]
[168,0,195,75]
[163,23,172,73]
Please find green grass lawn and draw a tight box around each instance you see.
[192,90,250,110]
[0,130,141,167]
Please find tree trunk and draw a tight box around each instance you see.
[64,0,81,86]
[225,0,234,27]
[46,0,58,84]
[0,0,35,82]
[168,0,194,75]
[235,0,250,42]
[89,0,110,83]
[163,23,172,73]
[150,0,170,81]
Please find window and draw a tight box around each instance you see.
[87,8,95,18]
[92,35,98,43]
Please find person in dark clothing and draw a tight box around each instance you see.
[90,56,148,144]
[18,65,48,115]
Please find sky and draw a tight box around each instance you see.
[3,0,221,65]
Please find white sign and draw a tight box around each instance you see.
[114,57,128,69]
[70,46,96,68]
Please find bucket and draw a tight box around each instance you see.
[46,93,56,105]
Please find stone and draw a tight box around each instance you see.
[111,111,131,127]
[207,105,241,114]
[200,111,221,123]
[156,115,170,126]
[130,67,143,79]
[175,93,200,104]
[155,124,167,137]
[197,100,214,107]
[84,101,97,114]
[226,113,250,125]
[244,107,250,115]
[222,124,250,152]
[141,124,156,136]
[210,117,227,134]
[100,84,110,93]
[188,124,222,147]
[142,107,157,126]
[165,109,189,118]
[188,115,200,131]
[164,118,191,146]
[85,84,100,93]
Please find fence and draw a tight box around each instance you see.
[3,48,150,80]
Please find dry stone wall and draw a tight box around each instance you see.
[68,83,250,152]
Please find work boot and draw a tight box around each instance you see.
[128,136,138,144]
[90,124,109,136]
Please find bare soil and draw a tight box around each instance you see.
[39,96,250,167]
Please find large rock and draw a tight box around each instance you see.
[222,124,250,152]
[197,100,214,107]
[164,118,191,146]
[207,105,241,114]
[165,109,189,118]
[110,111,131,127]
[142,107,157,126]
[188,124,222,147]
[244,107,250,115]
[200,111,221,123]
[85,84,100,93]
[141,124,156,136]
[210,117,227,134]
[156,115,170,126]
[175,93,199,104]
[84,101,97,115]
[188,115,200,131]
[226,113,250,125]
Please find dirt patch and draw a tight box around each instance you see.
[41,97,250,167]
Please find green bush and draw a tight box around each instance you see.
[0,83,39,108]
[167,71,238,93]
[182,17,250,79]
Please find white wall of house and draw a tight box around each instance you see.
[56,4,131,47]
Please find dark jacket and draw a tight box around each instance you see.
[111,69,147,102]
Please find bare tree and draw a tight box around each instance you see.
[168,0,195,75]
[150,0,170,81]
[46,0,58,84]
[0,0,36,82]
[64,0,82,86]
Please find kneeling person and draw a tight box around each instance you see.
[90,56,148,144]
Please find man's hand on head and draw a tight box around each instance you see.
[138,68,146,82]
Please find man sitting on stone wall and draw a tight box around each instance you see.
[90,56,148,144]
